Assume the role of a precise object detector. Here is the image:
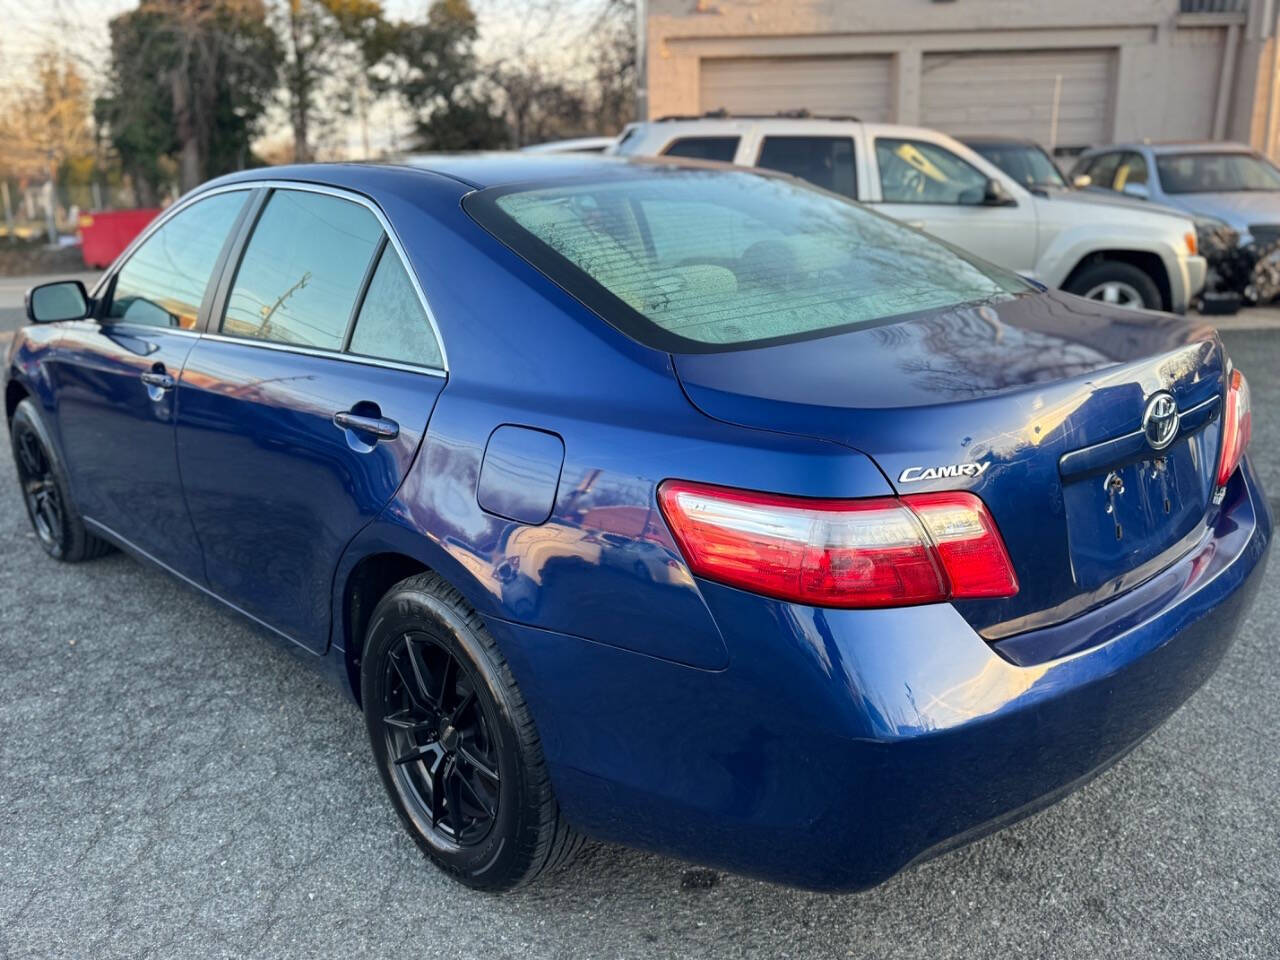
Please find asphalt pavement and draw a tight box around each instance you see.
[0,329,1277,960]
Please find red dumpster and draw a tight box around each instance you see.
[77,209,161,269]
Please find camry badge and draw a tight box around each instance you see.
[898,462,990,484]
[1142,392,1180,451]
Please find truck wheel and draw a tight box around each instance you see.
[1064,261,1162,310]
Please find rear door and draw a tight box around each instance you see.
[175,185,447,651]
[49,188,251,578]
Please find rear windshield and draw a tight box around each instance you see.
[465,168,1026,352]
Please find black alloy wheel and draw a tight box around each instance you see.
[361,573,584,890]
[9,399,112,563]
[14,425,64,551]
[382,631,502,846]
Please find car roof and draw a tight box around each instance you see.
[958,135,1046,148]
[200,153,771,198]
[1081,141,1254,157]
[397,152,649,187]
[1145,141,1254,155]
[521,136,618,154]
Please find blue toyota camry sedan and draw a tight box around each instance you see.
[5,155,1268,891]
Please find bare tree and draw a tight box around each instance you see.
[472,0,636,146]
[274,0,385,162]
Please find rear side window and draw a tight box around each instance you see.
[875,138,990,205]
[107,191,247,329]
[756,136,856,198]
[661,137,740,163]
[467,169,1025,352]
[222,190,382,350]
[347,245,442,368]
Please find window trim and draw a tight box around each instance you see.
[93,179,448,378]
[871,136,999,207]
[341,234,389,353]
[752,135,858,198]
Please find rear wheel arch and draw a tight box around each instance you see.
[336,522,522,705]
[341,551,432,705]
[1062,250,1170,311]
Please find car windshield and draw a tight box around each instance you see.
[1156,152,1280,194]
[969,142,1066,189]
[466,168,1027,352]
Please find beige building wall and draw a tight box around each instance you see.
[644,0,1280,155]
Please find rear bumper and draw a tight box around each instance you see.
[487,462,1269,890]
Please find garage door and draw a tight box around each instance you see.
[699,55,893,121]
[921,49,1115,149]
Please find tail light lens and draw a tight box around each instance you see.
[1216,368,1252,488]
[657,481,1018,608]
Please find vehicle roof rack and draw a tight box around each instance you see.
[653,108,861,123]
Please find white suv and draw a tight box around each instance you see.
[612,116,1206,313]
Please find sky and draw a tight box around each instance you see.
[0,0,604,157]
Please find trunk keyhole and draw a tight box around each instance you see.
[1104,471,1125,540]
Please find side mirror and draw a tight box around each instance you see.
[982,177,1017,207]
[1121,182,1150,201]
[1073,174,1093,189]
[26,280,90,323]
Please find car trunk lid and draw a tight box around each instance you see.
[672,291,1226,637]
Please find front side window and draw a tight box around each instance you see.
[875,139,989,205]
[756,136,856,198]
[969,143,1065,190]
[222,190,382,350]
[467,169,1026,352]
[347,245,442,368]
[1114,152,1148,189]
[107,191,247,329]
[1083,153,1121,190]
[661,137,740,163]
[1155,152,1280,194]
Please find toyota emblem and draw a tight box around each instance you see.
[1142,392,1180,451]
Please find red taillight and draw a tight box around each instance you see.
[657,481,1018,608]
[1216,368,1252,488]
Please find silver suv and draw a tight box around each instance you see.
[1071,141,1280,250]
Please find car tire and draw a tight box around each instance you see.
[1064,260,1163,310]
[361,572,585,890]
[10,398,113,563]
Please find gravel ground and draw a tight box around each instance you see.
[0,330,1276,960]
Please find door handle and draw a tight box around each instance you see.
[140,371,176,390]
[905,220,927,230]
[333,410,400,440]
